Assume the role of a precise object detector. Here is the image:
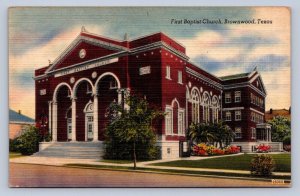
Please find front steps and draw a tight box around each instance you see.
[33,142,104,159]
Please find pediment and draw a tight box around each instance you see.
[46,37,126,72]
[250,75,267,95]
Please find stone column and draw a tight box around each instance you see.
[93,94,99,142]
[71,97,77,141]
[48,101,52,135]
[52,101,57,142]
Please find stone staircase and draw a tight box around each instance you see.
[33,142,104,159]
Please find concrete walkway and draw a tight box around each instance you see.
[10,154,291,177]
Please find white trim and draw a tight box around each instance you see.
[53,82,73,102]
[186,67,222,89]
[177,71,183,84]
[45,35,127,73]
[178,108,185,136]
[235,110,242,121]
[250,107,265,116]
[95,72,121,91]
[72,78,95,98]
[166,65,171,80]
[53,57,120,78]
[222,107,245,111]
[165,106,173,135]
[171,98,180,108]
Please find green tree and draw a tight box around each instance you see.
[267,116,291,144]
[187,123,214,144]
[211,121,235,148]
[104,95,164,169]
[15,125,40,155]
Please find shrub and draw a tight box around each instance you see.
[15,126,40,155]
[250,154,275,177]
[9,138,20,152]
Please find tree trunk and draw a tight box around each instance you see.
[133,142,137,169]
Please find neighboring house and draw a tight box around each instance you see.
[265,108,291,121]
[9,109,35,139]
[34,28,282,158]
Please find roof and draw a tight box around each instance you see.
[265,109,291,121]
[219,72,251,81]
[9,109,35,124]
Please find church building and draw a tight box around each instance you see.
[34,28,282,159]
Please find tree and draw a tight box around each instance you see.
[267,116,291,144]
[211,121,235,148]
[188,121,234,148]
[187,123,214,144]
[104,94,164,169]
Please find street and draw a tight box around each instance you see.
[9,163,289,188]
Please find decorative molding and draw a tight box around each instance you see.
[250,107,265,116]
[186,67,222,89]
[222,107,245,111]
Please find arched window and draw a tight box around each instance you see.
[191,88,200,123]
[203,92,210,123]
[211,96,220,123]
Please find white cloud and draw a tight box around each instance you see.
[9,25,106,118]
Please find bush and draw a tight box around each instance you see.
[15,126,40,155]
[9,138,20,152]
[250,154,275,177]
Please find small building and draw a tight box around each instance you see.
[9,109,35,139]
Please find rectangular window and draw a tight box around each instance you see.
[178,71,183,84]
[165,108,173,135]
[166,66,171,80]
[251,127,256,139]
[235,91,241,102]
[235,127,242,139]
[225,92,231,103]
[251,112,255,122]
[178,110,184,135]
[235,110,241,121]
[225,111,231,121]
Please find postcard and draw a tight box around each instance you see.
[9,7,291,187]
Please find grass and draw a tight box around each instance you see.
[151,153,291,172]
[100,159,134,164]
[65,163,291,181]
[9,152,25,159]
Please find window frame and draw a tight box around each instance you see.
[235,110,242,121]
[234,91,241,102]
[177,71,183,84]
[165,107,173,135]
[225,92,231,103]
[235,127,242,139]
[225,111,231,121]
[166,65,171,80]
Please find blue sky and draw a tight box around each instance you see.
[9,7,290,118]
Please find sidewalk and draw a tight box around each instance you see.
[10,155,291,177]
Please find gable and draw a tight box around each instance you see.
[49,40,121,71]
[250,75,266,95]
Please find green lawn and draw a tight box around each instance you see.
[100,159,134,164]
[152,153,291,172]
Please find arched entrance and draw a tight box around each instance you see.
[95,73,121,141]
[84,101,94,141]
[73,78,94,141]
[53,83,72,141]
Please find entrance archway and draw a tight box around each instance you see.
[73,78,94,141]
[95,73,121,141]
[54,84,72,141]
